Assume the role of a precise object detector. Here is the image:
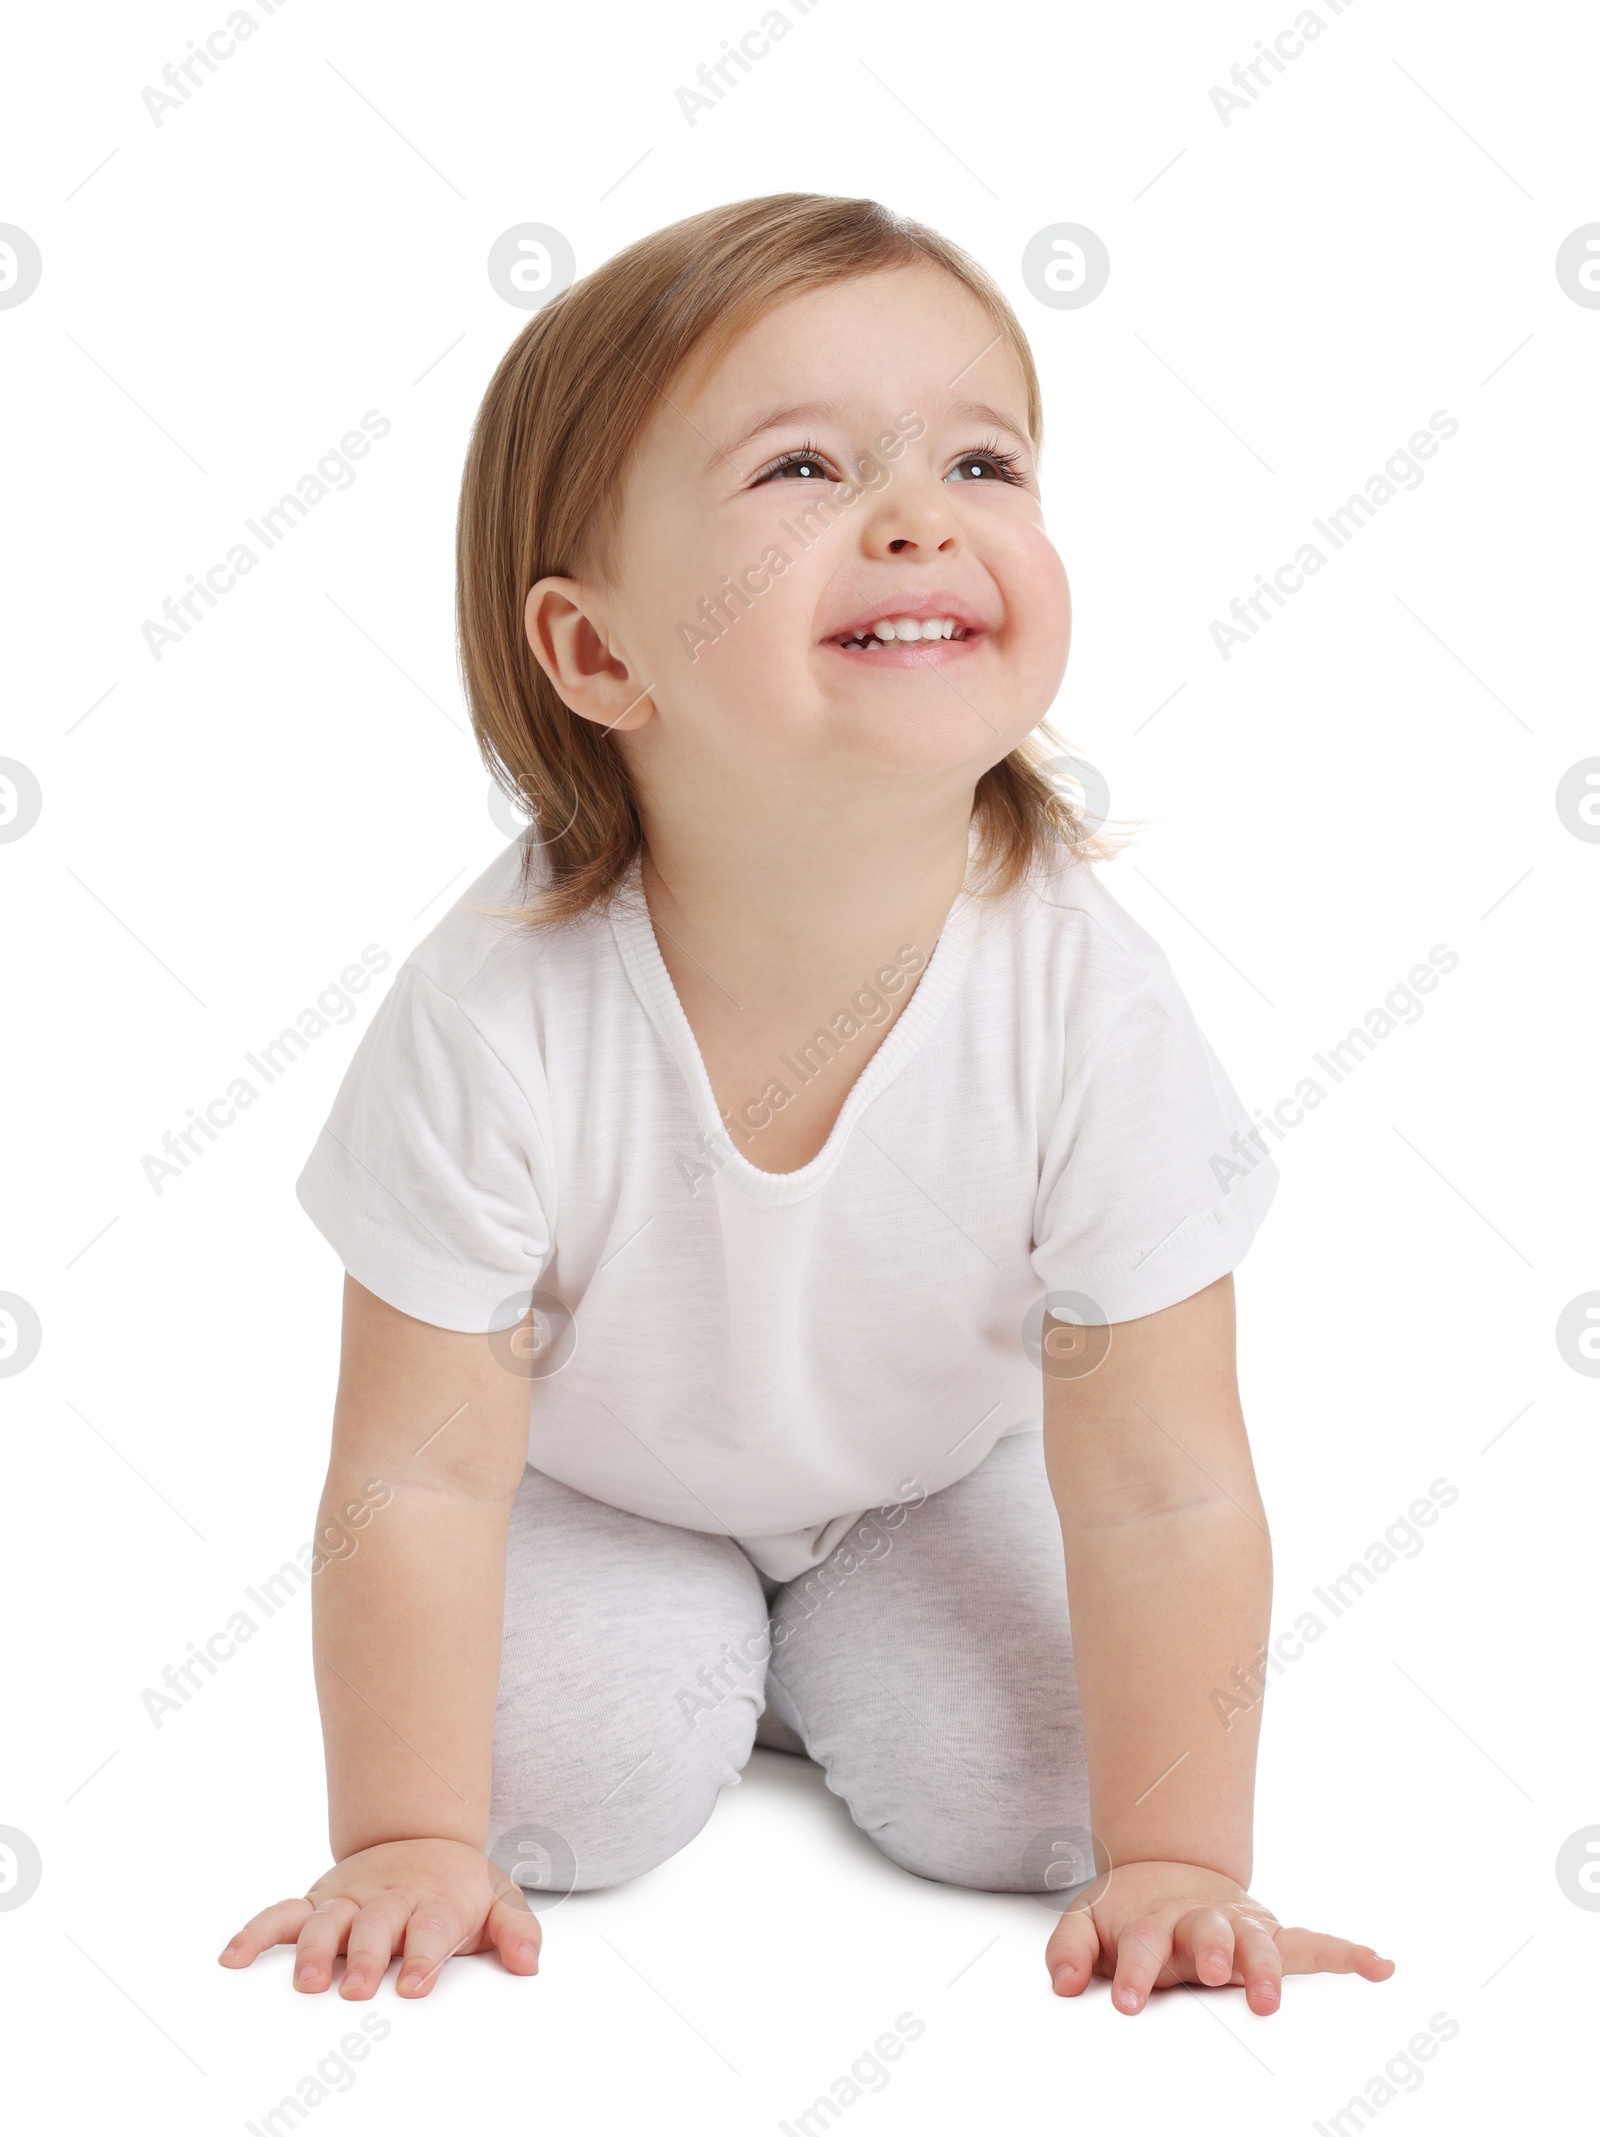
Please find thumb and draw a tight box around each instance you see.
[1044,1905,1100,1996]
[485,1892,542,1975]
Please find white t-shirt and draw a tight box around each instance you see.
[295,827,1278,1580]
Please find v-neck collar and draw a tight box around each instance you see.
[608,842,984,1206]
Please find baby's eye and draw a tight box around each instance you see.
[946,448,1026,484]
[752,446,842,485]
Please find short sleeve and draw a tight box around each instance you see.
[1030,954,1278,1324]
[294,961,553,1333]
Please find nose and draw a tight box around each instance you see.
[861,472,960,558]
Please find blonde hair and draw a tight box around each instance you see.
[455,191,1120,929]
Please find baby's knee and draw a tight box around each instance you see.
[853,1776,1092,1894]
[491,1671,761,1892]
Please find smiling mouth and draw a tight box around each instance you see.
[830,614,976,651]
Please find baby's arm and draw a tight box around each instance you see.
[220,1275,540,1997]
[1041,1272,1393,2014]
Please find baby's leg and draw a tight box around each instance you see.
[490,1463,770,1893]
[764,1431,1092,1893]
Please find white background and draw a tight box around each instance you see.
[2,0,1595,2129]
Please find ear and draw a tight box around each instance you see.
[523,577,656,732]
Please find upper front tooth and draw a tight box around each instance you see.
[869,615,956,641]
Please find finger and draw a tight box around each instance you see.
[397,1903,471,1998]
[293,1898,361,1993]
[1110,1915,1176,2015]
[219,1898,315,1966]
[339,1897,412,2001]
[1171,1906,1237,1989]
[1232,1920,1284,2015]
[486,1894,541,1977]
[1044,1907,1099,1997]
[1275,1926,1395,1981]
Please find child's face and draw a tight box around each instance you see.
[534,263,1071,807]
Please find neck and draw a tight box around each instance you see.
[633,781,977,992]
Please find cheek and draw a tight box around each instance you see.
[689,553,809,696]
[643,531,819,751]
[694,528,823,672]
[649,508,798,658]
[994,525,1072,720]
[1012,528,1072,658]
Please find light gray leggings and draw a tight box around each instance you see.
[488,1430,1091,1896]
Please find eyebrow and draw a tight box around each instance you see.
[947,397,1031,442]
[710,394,1032,473]
[712,399,848,469]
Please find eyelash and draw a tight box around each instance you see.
[751,437,1028,487]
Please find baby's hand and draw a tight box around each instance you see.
[1044,1859,1394,2016]
[219,1838,540,1999]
